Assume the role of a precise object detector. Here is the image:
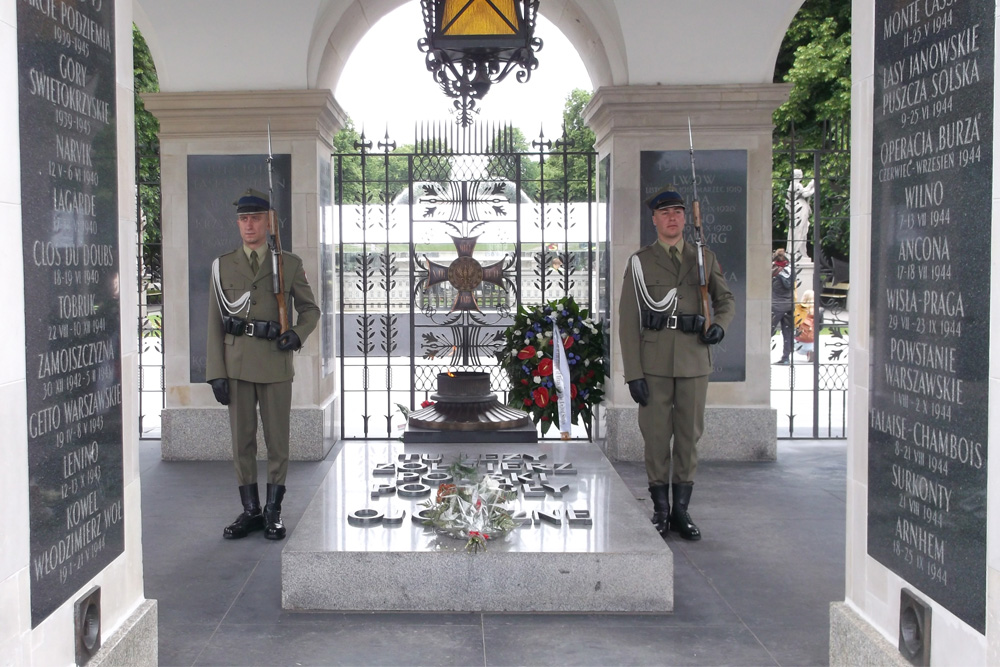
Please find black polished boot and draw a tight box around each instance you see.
[670,482,702,541]
[264,483,286,540]
[648,484,670,536]
[223,483,265,539]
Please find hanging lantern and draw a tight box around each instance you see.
[418,0,542,126]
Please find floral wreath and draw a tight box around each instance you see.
[498,296,607,438]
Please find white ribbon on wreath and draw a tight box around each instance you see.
[551,321,573,440]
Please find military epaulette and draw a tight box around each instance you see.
[635,243,659,257]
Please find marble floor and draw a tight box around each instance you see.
[141,438,846,666]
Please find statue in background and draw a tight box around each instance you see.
[785,169,815,262]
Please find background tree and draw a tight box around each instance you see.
[485,125,541,201]
[334,120,454,203]
[134,25,162,302]
[539,89,596,203]
[772,0,851,261]
[331,119,366,204]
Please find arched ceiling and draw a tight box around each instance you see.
[133,0,804,93]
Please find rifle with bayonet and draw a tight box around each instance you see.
[267,121,290,333]
[688,118,712,335]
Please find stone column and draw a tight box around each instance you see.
[143,90,346,461]
[584,84,789,462]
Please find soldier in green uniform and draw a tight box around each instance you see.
[206,189,321,541]
[618,188,735,541]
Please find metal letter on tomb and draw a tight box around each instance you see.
[533,509,562,526]
[371,483,396,499]
[348,509,384,526]
[397,483,432,499]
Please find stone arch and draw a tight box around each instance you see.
[307,0,620,93]
[132,4,168,88]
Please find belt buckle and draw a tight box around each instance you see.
[666,315,678,330]
[245,321,256,337]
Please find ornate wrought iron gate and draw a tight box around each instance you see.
[771,120,851,438]
[334,123,600,440]
[136,139,163,439]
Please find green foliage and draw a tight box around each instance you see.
[486,125,541,200]
[540,89,596,202]
[333,120,454,204]
[133,25,159,145]
[772,0,851,260]
[332,119,366,203]
[133,25,162,293]
[330,88,597,207]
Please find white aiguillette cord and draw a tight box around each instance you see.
[212,258,251,317]
[630,254,678,330]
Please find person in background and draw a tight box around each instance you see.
[206,188,321,541]
[771,248,795,365]
[795,289,816,362]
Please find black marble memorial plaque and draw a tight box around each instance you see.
[868,0,993,634]
[17,0,124,627]
[640,150,747,382]
[187,154,292,383]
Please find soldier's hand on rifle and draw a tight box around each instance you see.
[208,378,230,405]
[699,323,725,345]
[276,330,301,351]
[627,378,649,407]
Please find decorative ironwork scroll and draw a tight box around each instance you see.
[335,122,599,439]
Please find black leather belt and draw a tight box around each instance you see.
[641,309,705,333]
[245,319,281,340]
[223,315,281,340]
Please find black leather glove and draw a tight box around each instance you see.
[627,378,649,407]
[699,323,725,345]
[208,378,230,406]
[276,330,301,351]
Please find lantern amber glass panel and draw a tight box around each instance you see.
[440,0,519,37]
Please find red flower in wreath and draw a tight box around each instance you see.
[571,383,578,398]
[563,335,574,350]
[537,358,553,376]
[436,483,456,503]
[420,400,435,408]
[534,386,550,407]
[517,345,536,360]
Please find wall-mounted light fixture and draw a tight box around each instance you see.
[74,585,102,665]
[899,588,931,666]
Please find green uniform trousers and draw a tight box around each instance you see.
[228,378,292,485]
[638,374,709,485]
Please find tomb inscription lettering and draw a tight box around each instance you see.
[351,453,593,531]
[17,0,124,628]
[868,0,993,634]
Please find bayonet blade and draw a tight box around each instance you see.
[687,117,699,202]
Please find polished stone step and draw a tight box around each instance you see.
[282,440,673,613]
